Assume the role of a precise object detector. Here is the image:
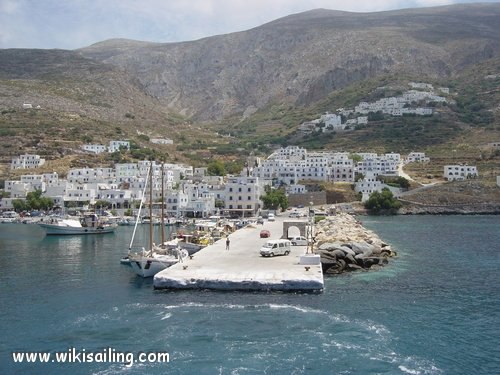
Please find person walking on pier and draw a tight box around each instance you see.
[226,237,230,250]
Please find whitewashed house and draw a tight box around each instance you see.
[108,140,130,153]
[95,188,132,209]
[406,152,430,163]
[355,172,384,202]
[355,172,402,202]
[356,155,399,177]
[151,138,173,145]
[286,184,306,194]
[224,176,263,217]
[82,144,106,154]
[67,168,115,184]
[165,191,189,217]
[4,181,31,198]
[11,154,46,170]
[181,182,216,218]
[65,186,96,204]
[444,165,478,181]
[20,175,45,192]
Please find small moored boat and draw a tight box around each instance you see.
[38,214,117,235]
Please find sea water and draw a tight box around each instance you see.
[0,216,499,374]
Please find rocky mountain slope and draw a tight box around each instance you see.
[0,4,499,183]
[0,48,171,124]
[78,3,500,121]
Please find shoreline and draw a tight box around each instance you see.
[349,202,500,216]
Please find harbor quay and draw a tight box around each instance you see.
[153,216,324,292]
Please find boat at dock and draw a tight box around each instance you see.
[38,213,117,235]
[128,246,189,278]
[126,162,189,277]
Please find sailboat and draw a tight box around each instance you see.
[127,162,188,277]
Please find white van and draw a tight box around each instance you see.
[260,239,291,257]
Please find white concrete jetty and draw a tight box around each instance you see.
[153,216,324,292]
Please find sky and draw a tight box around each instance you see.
[0,0,499,50]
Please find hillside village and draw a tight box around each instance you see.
[1,143,488,217]
[299,82,449,134]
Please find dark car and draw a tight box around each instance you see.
[260,230,271,238]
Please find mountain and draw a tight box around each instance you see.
[0,48,170,124]
[78,3,500,121]
[0,3,499,182]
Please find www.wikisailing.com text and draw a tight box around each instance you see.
[12,347,170,367]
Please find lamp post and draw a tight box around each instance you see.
[307,200,314,254]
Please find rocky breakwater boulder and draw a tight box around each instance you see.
[314,213,397,275]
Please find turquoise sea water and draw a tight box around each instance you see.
[0,216,499,374]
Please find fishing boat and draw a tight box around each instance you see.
[126,162,188,277]
[38,213,117,235]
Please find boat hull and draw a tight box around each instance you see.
[129,256,178,277]
[38,223,116,235]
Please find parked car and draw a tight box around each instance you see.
[268,213,275,221]
[257,216,264,225]
[288,236,308,246]
[260,239,291,257]
[260,230,271,238]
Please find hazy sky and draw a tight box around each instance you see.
[1,0,498,50]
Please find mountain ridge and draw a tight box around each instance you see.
[76,3,500,121]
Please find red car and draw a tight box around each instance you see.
[260,230,271,238]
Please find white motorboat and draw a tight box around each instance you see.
[38,214,117,235]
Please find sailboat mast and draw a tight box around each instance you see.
[161,163,165,244]
[129,163,150,250]
[149,161,154,252]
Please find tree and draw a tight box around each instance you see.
[364,188,401,214]
[207,160,226,176]
[260,186,288,211]
[12,190,54,212]
[350,153,363,163]
[12,199,28,212]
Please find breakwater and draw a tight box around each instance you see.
[314,213,397,274]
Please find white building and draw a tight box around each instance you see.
[65,186,96,204]
[151,138,173,145]
[180,182,216,218]
[355,172,402,202]
[409,82,434,90]
[95,188,132,209]
[355,172,384,202]
[356,154,399,176]
[11,154,46,170]
[406,152,430,163]
[165,191,189,217]
[224,176,263,217]
[83,144,107,154]
[444,165,478,181]
[67,168,115,184]
[108,140,130,153]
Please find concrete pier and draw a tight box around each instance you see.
[153,216,324,292]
